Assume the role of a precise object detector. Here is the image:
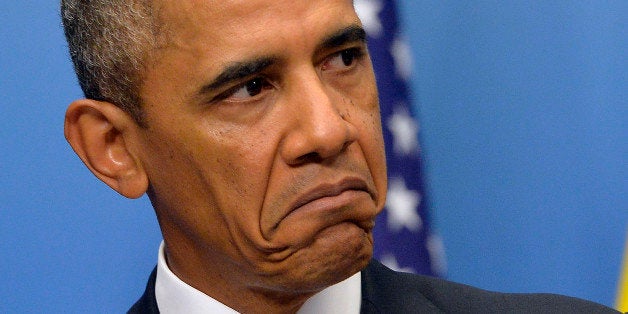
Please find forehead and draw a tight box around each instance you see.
[141,0,361,107]
[154,0,358,48]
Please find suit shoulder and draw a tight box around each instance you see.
[128,267,160,314]
[361,260,619,313]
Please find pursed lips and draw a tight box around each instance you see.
[285,177,374,220]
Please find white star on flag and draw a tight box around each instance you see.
[385,177,422,232]
[427,235,448,275]
[362,0,446,277]
[387,106,419,155]
[381,254,416,273]
[354,0,383,38]
[391,37,413,80]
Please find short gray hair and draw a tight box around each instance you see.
[61,0,156,124]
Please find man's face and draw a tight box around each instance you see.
[135,0,386,296]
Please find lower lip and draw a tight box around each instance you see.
[292,189,369,217]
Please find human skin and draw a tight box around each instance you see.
[64,0,387,313]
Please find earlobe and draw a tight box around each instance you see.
[64,99,148,199]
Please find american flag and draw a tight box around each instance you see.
[355,0,446,277]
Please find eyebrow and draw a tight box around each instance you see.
[314,24,367,56]
[198,24,367,97]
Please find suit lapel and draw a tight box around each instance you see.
[127,267,160,314]
[360,259,442,313]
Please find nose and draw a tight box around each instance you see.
[280,71,359,165]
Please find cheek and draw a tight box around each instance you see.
[199,127,278,230]
[142,121,277,247]
[354,93,387,209]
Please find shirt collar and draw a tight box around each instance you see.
[155,241,361,314]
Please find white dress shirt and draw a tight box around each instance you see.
[155,241,361,314]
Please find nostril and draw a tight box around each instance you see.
[294,152,323,165]
[292,139,354,166]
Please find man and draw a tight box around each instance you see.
[61,0,618,313]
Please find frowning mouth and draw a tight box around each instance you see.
[278,177,375,225]
[260,175,379,254]
[291,177,371,211]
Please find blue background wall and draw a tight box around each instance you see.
[1,1,625,312]
[398,0,626,308]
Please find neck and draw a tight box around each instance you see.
[163,242,319,314]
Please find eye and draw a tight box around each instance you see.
[220,77,272,102]
[322,48,365,71]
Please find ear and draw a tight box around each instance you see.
[64,99,148,199]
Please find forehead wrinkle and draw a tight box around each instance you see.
[152,0,228,49]
[155,0,360,51]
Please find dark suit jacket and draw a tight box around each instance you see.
[129,259,618,313]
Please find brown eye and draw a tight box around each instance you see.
[224,77,272,101]
[341,49,357,66]
[243,78,265,96]
[322,48,365,71]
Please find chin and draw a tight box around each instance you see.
[248,221,374,297]
[273,222,374,293]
